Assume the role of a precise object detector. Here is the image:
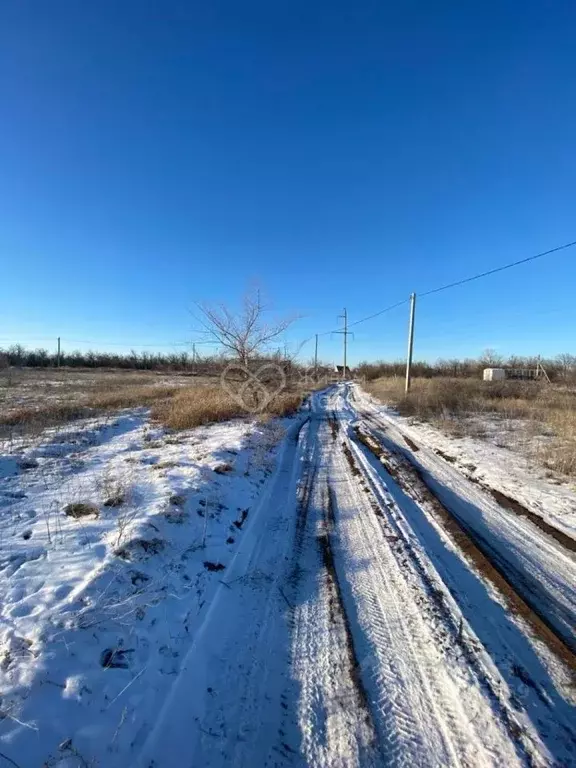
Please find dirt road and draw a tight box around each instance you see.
[137,385,575,768]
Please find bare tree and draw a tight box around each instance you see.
[196,288,297,367]
[480,348,504,367]
[556,353,576,381]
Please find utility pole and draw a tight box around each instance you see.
[57,337,61,368]
[336,308,348,380]
[405,293,416,393]
[192,343,197,374]
[314,334,318,379]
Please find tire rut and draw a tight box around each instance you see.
[346,427,556,765]
[355,423,576,672]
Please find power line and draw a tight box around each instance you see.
[316,298,408,339]
[420,239,576,298]
[319,238,576,338]
[348,298,410,328]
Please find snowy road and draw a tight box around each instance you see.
[139,385,576,768]
[352,386,576,654]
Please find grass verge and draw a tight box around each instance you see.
[365,377,576,477]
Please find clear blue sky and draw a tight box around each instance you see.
[1,0,575,365]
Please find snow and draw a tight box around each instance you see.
[0,408,296,767]
[352,385,576,651]
[1,385,574,767]
[356,387,576,538]
[137,387,576,767]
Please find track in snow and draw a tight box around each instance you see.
[137,385,576,768]
[353,392,576,658]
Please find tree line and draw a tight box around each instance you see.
[2,343,575,383]
[0,344,333,379]
[356,350,576,382]
[0,344,215,372]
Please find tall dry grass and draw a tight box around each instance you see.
[1,385,180,429]
[366,377,576,477]
[152,386,304,430]
[1,376,306,439]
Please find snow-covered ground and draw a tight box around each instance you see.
[356,386,576,539]
[0,408,295,767]
[139,386,575,767]
[1,385,575,767]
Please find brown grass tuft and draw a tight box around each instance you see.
[152,387,245,430]
[2,402,90,428]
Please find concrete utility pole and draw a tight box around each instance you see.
[57,337,61,368]
[405,293,416,393]
[337,308,348,380]
[314,334,318,379]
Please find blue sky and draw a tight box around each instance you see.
[1,0,575,365]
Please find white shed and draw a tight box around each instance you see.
[483,368,506,381]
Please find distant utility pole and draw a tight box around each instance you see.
[57,337,61,368]
[314,334,318,378]
[405,293,416,393]
[335,308,348,380]
[192,342,197,374]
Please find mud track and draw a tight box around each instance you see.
[355,424,576,673]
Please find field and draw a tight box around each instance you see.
[0,367,305,443]
[365,376,576,477]
[0,372,575,767]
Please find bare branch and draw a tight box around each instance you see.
[195,288,298,366]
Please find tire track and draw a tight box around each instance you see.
[344,427,554,766]
[341,393,576,764]
[286,418,381,767]
[327,429,517,767]
[355,420,576,669]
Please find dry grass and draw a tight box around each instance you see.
[0,367,307,441]
[89,384,180,409]
[152,387,245,430]
[1,385,180,429]
[1,402,90,428]
[366,377,576,476]
[152,386,304,430]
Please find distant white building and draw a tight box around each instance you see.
[483,368,506,381]
[483,366,547,382]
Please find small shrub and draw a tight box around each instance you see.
[103,495,125,507]
[115,537,165,560]
[18,458,39,470]
[64,502,99,519]
[100,648,133,669]
[164,508,187,524]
